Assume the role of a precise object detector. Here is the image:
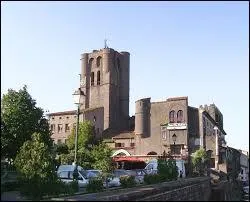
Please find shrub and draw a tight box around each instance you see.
[144,174,162,184]
[1,181,20,193]
[86,177,104,193]
[158,159,178,181]
[119,175,136,188]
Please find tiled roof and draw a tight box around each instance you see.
[47,110,76,116]
[112,131,135,139]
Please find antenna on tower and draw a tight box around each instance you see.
[104,39,108,48]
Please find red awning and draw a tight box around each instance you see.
[113,156,144,162]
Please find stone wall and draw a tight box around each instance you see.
[97,177,211,201]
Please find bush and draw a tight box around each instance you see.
[119,175,136,188]
[1,181,20,193]
[158,159,178,181]
[144,174,162,184]
[19,178,65,200]
[86,177,104,193]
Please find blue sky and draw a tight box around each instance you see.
[1,2,249,151]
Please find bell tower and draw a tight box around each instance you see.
[79,47,130,134]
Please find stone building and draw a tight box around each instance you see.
[48,47,228,171]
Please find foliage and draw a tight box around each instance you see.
[143,174,162,184]
[86,177,104,193]
[1,85,52,160]
[55,143,69,155]
[14,132,56,179]
[66,121,95,151]
[119,175,136,188]
[191,148,208,176]
[90,141,113,173]
[14,132,59,199]
[1,181,20,193]
[158,159,178,181]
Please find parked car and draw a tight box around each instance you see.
[87,169,121,188]
[113,169,146,184]
[57,165,98,188]
[144,159,186,178]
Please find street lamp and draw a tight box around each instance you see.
[214,126,219,170]
[72,88,85,165]
[172,134,177,156]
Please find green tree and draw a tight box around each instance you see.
[91,142,113,173]
[14,132,56,179]
[66,121,95,150]
[191,148,208,176]
[1,85,52,161]
[14,132,60,199]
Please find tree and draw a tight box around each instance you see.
[66,121,95,150]
[14,132,60,199]
[91,142,113,173]
[191,148,208,176]
[1,85,52,160]
[14,132,56,179]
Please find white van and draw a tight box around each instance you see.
[57,165,97,188]
[144,159,186,178]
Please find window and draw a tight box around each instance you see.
[59,117,62,119]
[65,124,70,132]
[97,71,100,85]
[177,110,183,123]
[161,127,167,140]
[58,124,63,133]
[169,110,175,123]
[57,139,62,144]
[91,72,94,86]
[50,124,55,132]
[96,56,102,67]
[66,116,69,119]
[115,143,125,148]
[170,144,182,155]
[58,171,69,179]
[130,143,135,147]
[52,117,54,120]
[89,58,94,68]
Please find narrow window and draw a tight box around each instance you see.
[91,72,94,86]
[97,56,102,67]
[50,124,55,132]
[177,110,183,123]
[89,58,94,68]
[65,124,70,132]
[58,124,63,133]
[169,110,175,123]
[97,71,100,85]
[130,143,135,147]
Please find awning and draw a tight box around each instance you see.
[113,156,144,162]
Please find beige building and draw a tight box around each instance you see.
[48,47,228,171]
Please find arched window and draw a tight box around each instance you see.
[91,72,94,86]
[89,58,94,68]
[177,110,183,123]
[96,56,102,67]
[147,151,157,155]
[169,110,175,123]
[97,71,100,85]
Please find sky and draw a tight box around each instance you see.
[1,1,249,152]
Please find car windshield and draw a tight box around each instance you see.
[79,170,98,179]
[89,170,101,176]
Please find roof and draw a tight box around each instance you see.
[112,131,135,139]
[47,110,76,116]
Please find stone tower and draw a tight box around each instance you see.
[79,47,130,135]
